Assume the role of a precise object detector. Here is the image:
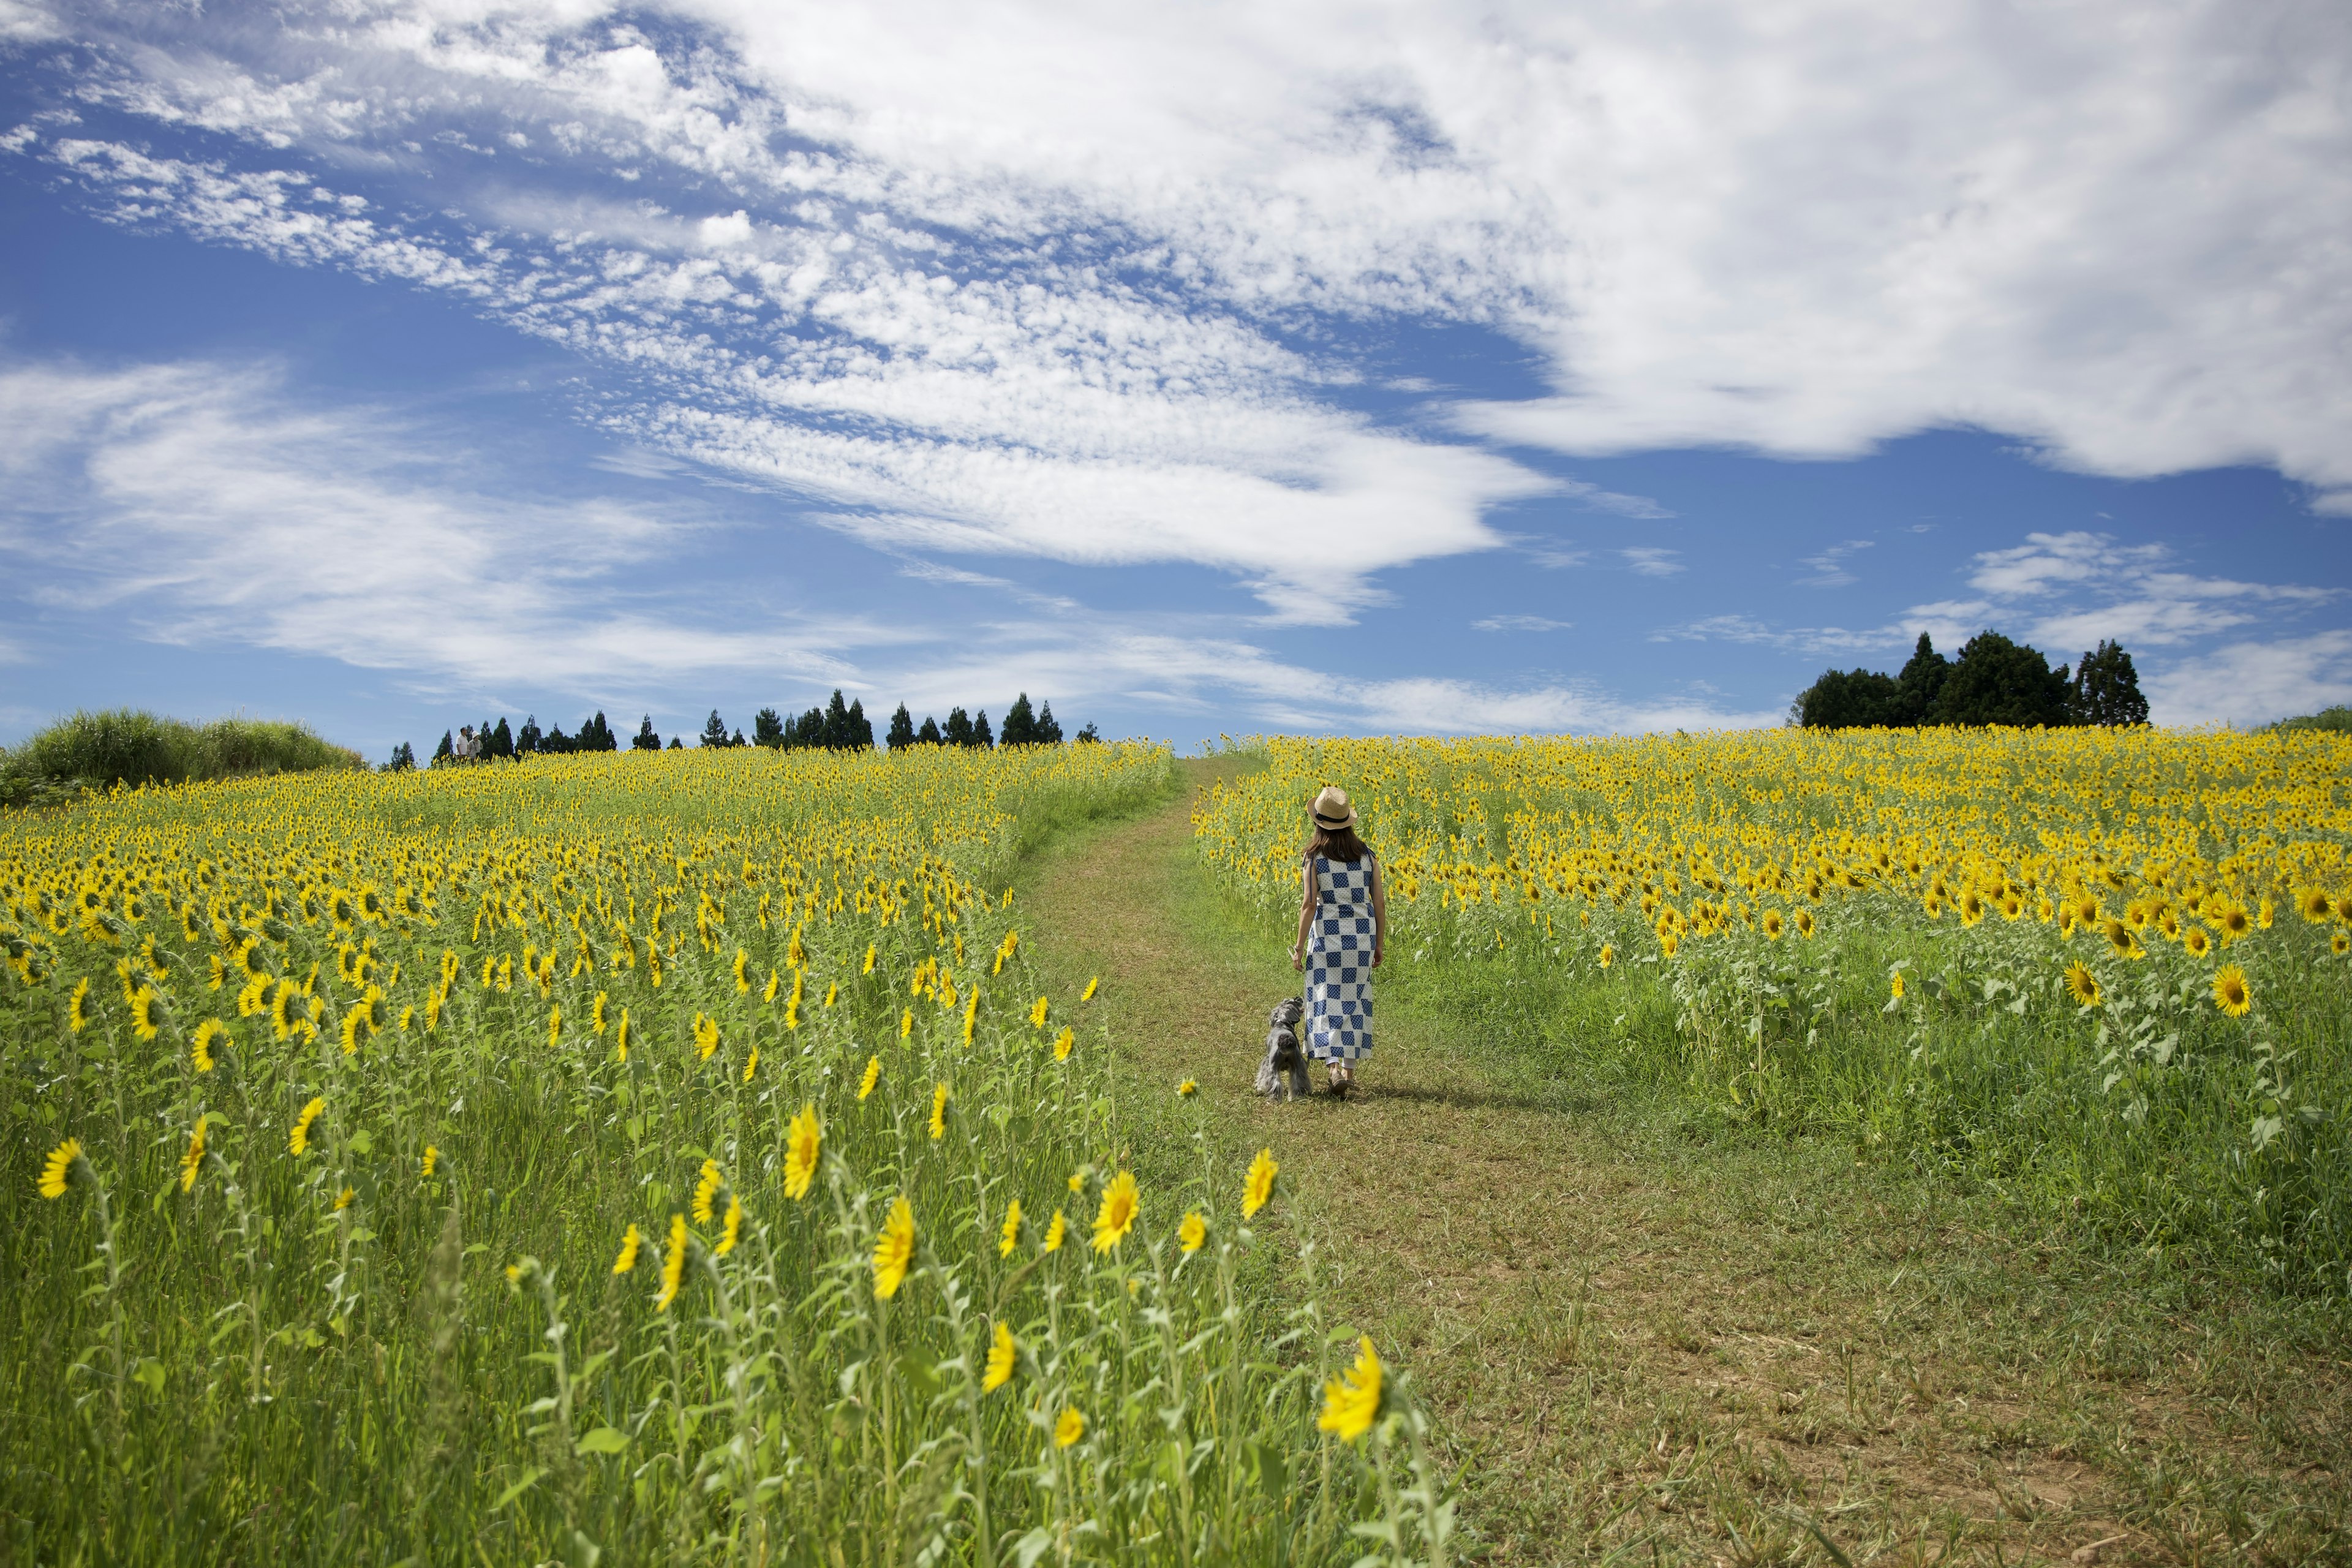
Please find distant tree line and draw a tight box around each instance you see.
[417,692,1097,767]
[1793,632,2147,729]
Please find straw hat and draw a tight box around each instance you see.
[1309,786,1358,831]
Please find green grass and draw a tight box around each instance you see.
[1,709,361,809]
[1013,760,2351,1566]
[2271,706,2352,734]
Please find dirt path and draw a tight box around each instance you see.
[1016,761,2348,1567]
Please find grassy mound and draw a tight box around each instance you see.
[2273,704,2352,733]
[0,709,360,809]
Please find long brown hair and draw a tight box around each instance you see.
[1305,824,1370,864]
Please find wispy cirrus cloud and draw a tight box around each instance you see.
[1472,614,1571,633]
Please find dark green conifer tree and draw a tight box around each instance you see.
[633,716,662,751]
[973,709,993,747]
[754,707,785,748]
[1074,722,1100,744]
[516,715,543,755]
[917,715,943,745]
[943,707,974,747]
[1000,693,1036,747]
[433,730,454,762]
[700,710,731,748]
[1896,633,1952,723]
[2070,639,2149,726]
[490,718,515,760]
[846,698,874,749]
[1035,700,1063,744]
[886,703,916,750]
[388,741,417,771]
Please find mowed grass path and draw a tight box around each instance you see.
[1015,760,2350,1567]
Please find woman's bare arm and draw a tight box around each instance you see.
[1370,856,1388,967]
[1291,859,1314,971]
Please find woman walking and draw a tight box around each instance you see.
[1290,786,1385,1098]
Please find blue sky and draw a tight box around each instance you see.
[2,0,2347,760]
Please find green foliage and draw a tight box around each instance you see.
[944,707,975,747]
[699,709,733,748]
[2071,638,2149,725]
[1929,630,2073,726]
[1796,630,2100,730]
[886,703,916,750]
[0,709,359,809]
[1790,668,1905,729]
[2274,706,2352,734]
[632,715,662,752]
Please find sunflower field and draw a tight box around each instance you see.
[1196,727,2352,1294]
[1,743,1448,1566]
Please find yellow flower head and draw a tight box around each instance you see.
[930,1082,951,1140]
[68,976,91,1033]
[1080,975,1099,1003]
[2213,964,2251,1019]
[1242,1147,1279,1219]
[858,1054,882,1101]
[190,1017,227,1073]
[1317,1336,1384,1442]
[1597,943,1614,968]
[1177,1078,1198,1098]
[614,1007,631,1061]
[1889,972,1905,1000]
[983,1321,1016,1393]
[1053,1026,1075,1062]
[1760,910,1784,940]
[783,1103,823,1200]
[591,990,608,1034]
[693,1011,719,1061]
[1793,908,1817,939]
[873,1196,916,1300]
[2065,962,2102,1008]
[1659,931,1679,959]
[421,1144,439,1178]
[38,1137,82,1199]
[715,1195,743,1257]
[998,1197,1023,1257]
[1054,1407,1086,1449]
[179,1120,206,1193]
[1091,1170,1139,1254]
[2184,925,2212,958]
[733,946,752,993]
[290,1096,325,1156]
[2334,929,2351,957]
[2298,887,2333,924]
[692,1158,724,1223]
[656,1213,688,1311]
[900,1006,914,1039]
[334,1186,355,1212]
[612,1222,642,1274]
[1029,995,1049,1030]
[2102,918,2138,957]
[129,986,165,1042]
[1178,1210,1207,1253]
[1042,1209,1066,1254]
[863,941,877,976]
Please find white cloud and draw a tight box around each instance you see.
[0,357,894,696]
[1796,539,1872,588]
[6,0,2340,636]
[1472,614,1570,632]
[2141,631,2352,727]
[1619,547,1683,578]
[1650,614,1892,655]
[1960,531,2334,651]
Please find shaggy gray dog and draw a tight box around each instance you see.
[1254,996,1311,1101]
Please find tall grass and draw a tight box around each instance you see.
[0,708,360,809]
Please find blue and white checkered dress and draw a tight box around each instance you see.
[1305,853,1377,1063]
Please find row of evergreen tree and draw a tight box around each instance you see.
[417,692,1093,767]
[1793,631,2148,729]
